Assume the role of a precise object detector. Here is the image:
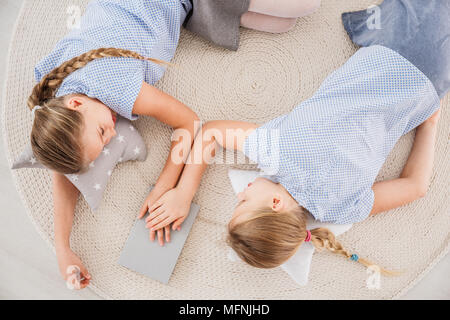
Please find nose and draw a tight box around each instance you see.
[105,128,116,145]
[237,192,244,201]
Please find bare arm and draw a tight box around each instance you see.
[176,120,258,201]
[370,108,440,216]
[53,172,91,289]
[132,82,200,244]
[132,82,200,194]
[146,120,258,230]
[53,172,78,251]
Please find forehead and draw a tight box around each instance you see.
[253,176,278,187]
[230,201,256,229]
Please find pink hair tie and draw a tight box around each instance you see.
[304,230,312,242]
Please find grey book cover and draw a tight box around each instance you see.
[118,201,200,284]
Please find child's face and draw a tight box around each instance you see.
[230,177,297,228]
[66,96,117,163]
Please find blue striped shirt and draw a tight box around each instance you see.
[34,0,192,120]
[244,45,440,224]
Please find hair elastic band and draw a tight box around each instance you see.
[31,105,42,118]
[304,230,312,242]
[350,254,359,262]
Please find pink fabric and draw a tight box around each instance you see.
[248,0,321,18]
[304,230,312,242]
[240,0,321,34]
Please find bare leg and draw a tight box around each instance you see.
[240,0,321,33]
[240,11,297,33]
[248,0,321,18]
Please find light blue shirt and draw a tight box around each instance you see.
[34,0,192,120]
[243,45,440,224]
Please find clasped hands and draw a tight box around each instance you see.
[138,186,192,246]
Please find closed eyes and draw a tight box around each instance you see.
[98,127,105,145]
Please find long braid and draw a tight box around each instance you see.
[228,204,401,277]
[309,228,401,276]
[27,47,170,109]
[28,47,169,173]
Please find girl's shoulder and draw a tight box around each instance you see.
[35,0,188,80]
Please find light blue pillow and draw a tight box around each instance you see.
[342,0,450,98]
[12,116,147,210]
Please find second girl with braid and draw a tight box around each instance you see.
[29,0,198,290]
[28,0,322,289]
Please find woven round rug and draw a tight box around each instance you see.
[2,0,449,300]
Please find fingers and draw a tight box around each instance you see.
[150,216,171,231]
[139,187,165,219]
[146,212,169,230]
[149,229,156,242]
[149,229,165,246]
[145,206,165,224]
[164,226,171,243]
[80,267,91,281]
[157,229,164,246]
[149,227,172,246]
[79,277,90,289]
[67,266,90,290]
[172,216,186,231]
[138,202,148,219]
[140,196,163,221]
[141,197,162,221]
[148,199,163,214]
[79,268,91,289]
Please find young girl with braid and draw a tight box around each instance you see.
[30,1,199,290]
[29,0,323,290]
[145,44,443,275]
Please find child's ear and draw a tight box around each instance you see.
[271,194,285,212]
[66,96,83,111]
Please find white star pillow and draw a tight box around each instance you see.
[227,169,353,286]
[12,115,147,211]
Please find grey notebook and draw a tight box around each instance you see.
[118,201,200,284]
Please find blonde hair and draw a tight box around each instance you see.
[28,47,169,174]
[227,206,399,276]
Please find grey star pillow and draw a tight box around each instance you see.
[11,115,147,210]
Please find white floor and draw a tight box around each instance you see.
[0,0,449,300]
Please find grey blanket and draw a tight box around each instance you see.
[184,0,251,51]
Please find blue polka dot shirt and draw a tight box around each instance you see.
[243,46,440,224]
[34,0,192,120]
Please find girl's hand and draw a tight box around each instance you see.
[145,188,192,232]
[138,184,168,219]
[56,248,91,290]
[139,184,179,245]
